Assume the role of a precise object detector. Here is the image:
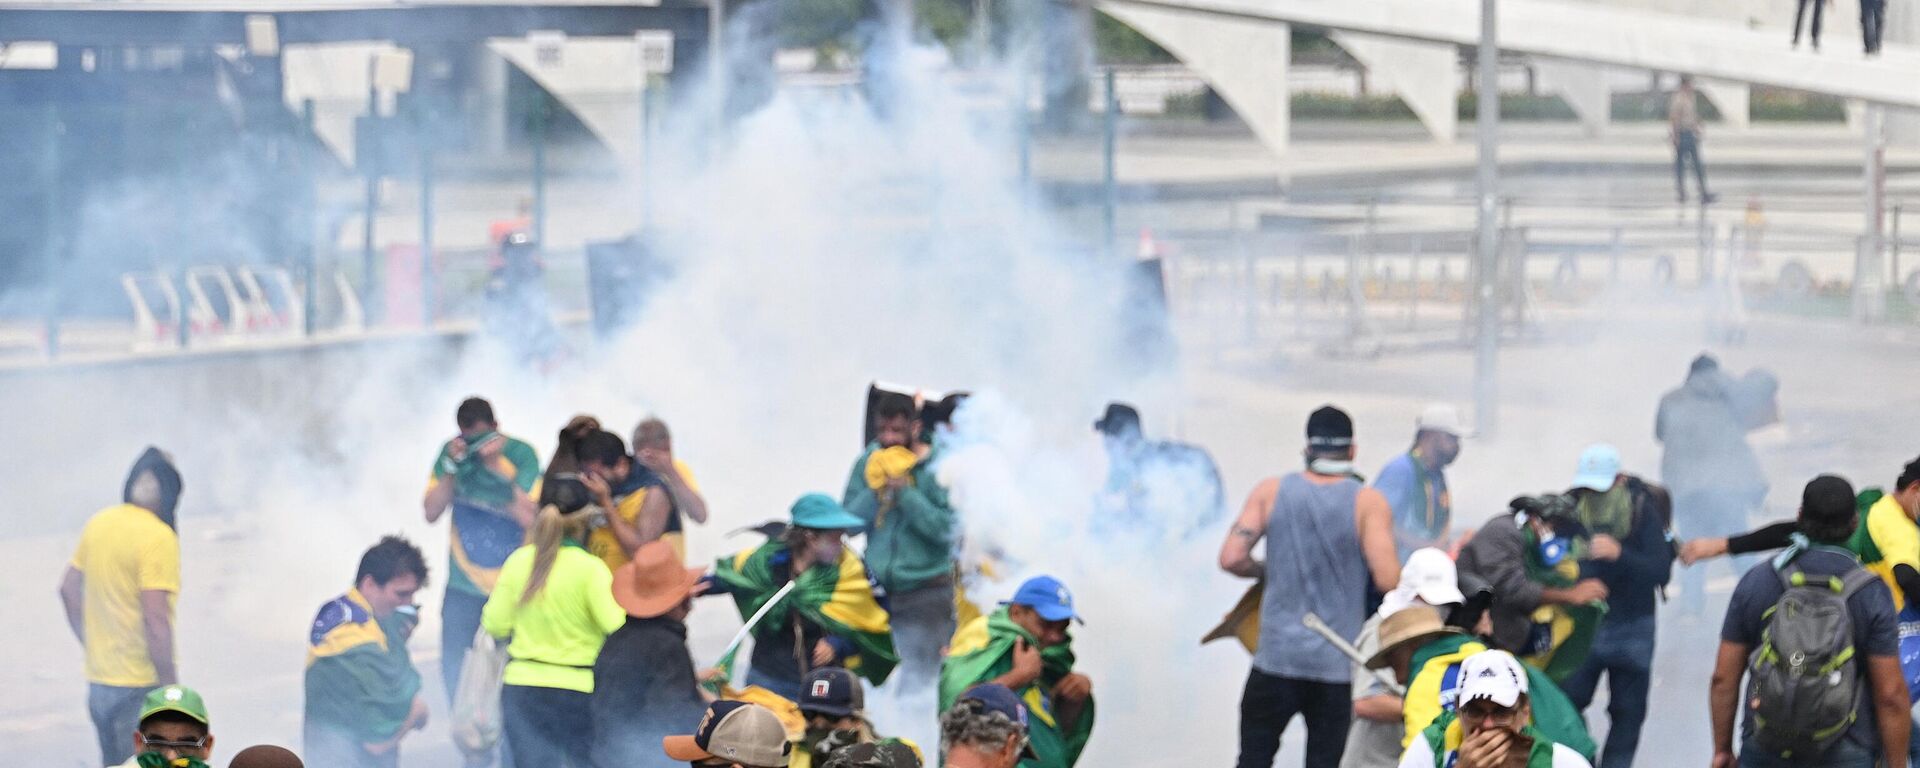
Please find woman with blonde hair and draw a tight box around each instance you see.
[481,477,625,768]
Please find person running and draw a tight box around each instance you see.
[61,447,185,767]
[577,429,672,569]
[711,494,898,701]
[1554,445,1674,768]
[1092,401,1227,541]
[481,477,626,768]
[422,395,541,741]
[847,394,965,696]
[118,685,216,768]
[593,540,711,768]
[1218,405,1400,768]
[1456,495,1609,679]
[939,684,1034,768]
[1657,355,1769,613]
[1373,404,1465,559]
[663,701,794,768]
[1669,77,1718,205]
[1710,475,1908,768]
[1398,650,1594,768]
[939,575,1094,768]
[304,536,432,768]
[1343,548,1468,768]
[633,417,712,553]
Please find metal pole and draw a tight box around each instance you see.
[641,80,655,232]
[363,57,381,326]
[1473,0,1501,436]
[532,94,549,247]
[1856,103,1887,321]
[420,145,436,327]
[1103,68,1118,259]
[302,98,318,337]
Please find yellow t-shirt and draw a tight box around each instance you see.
[587,460,701,570]
[70,504,180,687]
[1865,494,1920,611]
[481,543,627,693]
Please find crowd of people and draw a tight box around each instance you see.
[56,353,1920,768]
[59,388,1223,768]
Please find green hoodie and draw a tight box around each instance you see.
[843,444,957,593]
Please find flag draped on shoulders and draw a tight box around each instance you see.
[713,540,898,684]
[1401,634,1596,762]
[939,608,1095,768]
[304,590,421,744]
[1520,528,1606,683]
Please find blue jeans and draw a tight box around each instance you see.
[1560,614,1656,768]
[89,683,154,767]
[1738,734,1873,768]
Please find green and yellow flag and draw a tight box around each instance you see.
[304,590,422,744]
[939,608,1095,768]
[714,540,898,685]
[1417,711,1561,768]
[1520,529,1606,683]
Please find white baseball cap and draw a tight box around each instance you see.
[1416,404,1466,437]
[1379,548,1467,617]
[1458,650,1530,708]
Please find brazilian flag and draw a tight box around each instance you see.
[1406,634,1596,762]
[939,608,1095,768]
[1520,528,1606,683]
[304,591,421,745]
[714,541,898,684]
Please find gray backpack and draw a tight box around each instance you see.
[1746,563,1880,759]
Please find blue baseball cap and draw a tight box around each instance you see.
[957,684,1038,758]
[1004,575,1083,624]
[1572,444,1622,492]
[791,493,865,530]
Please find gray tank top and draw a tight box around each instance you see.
[1254,472,1367,682]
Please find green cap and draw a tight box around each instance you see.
[139,685,209,726]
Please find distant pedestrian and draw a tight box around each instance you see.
[1092,401,1227,541]
[1655,355,1772,613]
[1670,77,1718,205]
[1862,0,1885,54]
[61,447,184,767]
[1793,0,1826,50]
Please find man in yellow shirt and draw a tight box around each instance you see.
[60,448,184,767]
[632,417,710,540]
[578,430,673,568]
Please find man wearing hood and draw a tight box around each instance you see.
[60,447,185,767]
[1655,354,1773,613]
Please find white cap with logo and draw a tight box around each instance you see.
[1458,649,1530,708]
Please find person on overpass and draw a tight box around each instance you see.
[1670,76,1718,206]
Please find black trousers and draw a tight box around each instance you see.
[1862,0,1885,53]
[1236,668,1352,768]
[1793,0,1825,46]
[502,684,593,768]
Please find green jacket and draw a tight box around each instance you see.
[843,444,957,593]
[939,608,1095,768]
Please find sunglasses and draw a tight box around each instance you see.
[140,734,208,751]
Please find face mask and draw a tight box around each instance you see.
[1308,458,1355,476]
[1537,530,1570,566]
[137,753,210,768]
[810,537,845,564]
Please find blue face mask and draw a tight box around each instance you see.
[1537,531,1570,566]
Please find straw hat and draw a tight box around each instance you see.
[612,541,705,619]
[1364,605,1463,670]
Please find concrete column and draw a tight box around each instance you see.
[1533,59,1610,137]
[1100,4,1291,156]
[1330,33,1462,143]
[475,43,509,154]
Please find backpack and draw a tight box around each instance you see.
[1746,561,1880,759]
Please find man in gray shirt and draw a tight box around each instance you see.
[1220,405,1401,768]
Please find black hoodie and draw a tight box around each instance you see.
[123,447,183,529]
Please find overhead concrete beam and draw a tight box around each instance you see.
[1328,33,1461,142]
[1099,4,1292,157]
[1532,59,1610,137]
